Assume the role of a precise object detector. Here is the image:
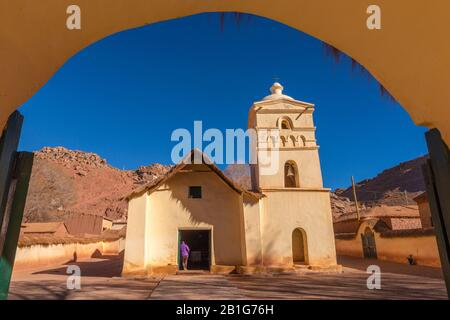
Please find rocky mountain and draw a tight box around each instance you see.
[23,147,171,223]
[334,156,427,204]
[223,164,252,190]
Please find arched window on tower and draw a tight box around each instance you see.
[266,135,273,148]
[267,134,280,149]
[299,135,306,147]
[284,161,299,188]
[278,116,293,130]
[290,135,296,147]
[280,136,287,147]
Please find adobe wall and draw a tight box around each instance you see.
[260,189,337,267]
[336,222,441,268]
[13,238,125,271]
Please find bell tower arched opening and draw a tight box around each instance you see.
[284,161,299,188]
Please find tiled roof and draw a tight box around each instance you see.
[21,222,66,234]
[334,205,420,223]
[413,192,428,202]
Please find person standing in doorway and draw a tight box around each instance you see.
[180,241,190,270]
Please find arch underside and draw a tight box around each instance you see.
[1,1,449,144]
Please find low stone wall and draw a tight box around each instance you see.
[336,233,441,268]
[14,238,125,271]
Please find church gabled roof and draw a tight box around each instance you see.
[334,205,420,223]
[126,149,264,201]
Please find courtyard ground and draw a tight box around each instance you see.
[8,255,447,300]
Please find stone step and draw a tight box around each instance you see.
[294,264,343,273]
[176,270,210,276]
[294,264,311,269]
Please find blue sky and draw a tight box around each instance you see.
[18,13,428,190]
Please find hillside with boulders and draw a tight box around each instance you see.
[223,164,252,190]
[23,147,171,223]
[334,156,427,204]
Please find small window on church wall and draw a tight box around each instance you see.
[188,186,202,199]
[284,162,299,188]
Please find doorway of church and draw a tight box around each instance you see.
[178,229,211,271]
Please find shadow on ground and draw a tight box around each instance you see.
[337,255,444,279]
[226,272,447,300]
[32,253,124,278]
[9,254,161,300]
[9,278,160,300]
[8,255,448,300]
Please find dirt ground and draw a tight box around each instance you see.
[8,255,448,300]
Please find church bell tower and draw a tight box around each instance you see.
[247,82,337,268]
[248,82,325,191]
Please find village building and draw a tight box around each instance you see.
[20,222,68,237]
[122,83,338,275]
[414,192,434,228]
[333,205,423,236]
[64,213,114,235]
[334,201,441,267]
[111,220,127,231]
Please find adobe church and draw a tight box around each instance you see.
[122,83,338,275]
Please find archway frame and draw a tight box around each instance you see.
[1,0,450,298]
[1,1,450,144]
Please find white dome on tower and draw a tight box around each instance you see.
[262,82,294,101]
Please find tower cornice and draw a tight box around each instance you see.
[253,99,315,109]
[257,147,320,151]
[255,126,317,131]
[252,107,315,115]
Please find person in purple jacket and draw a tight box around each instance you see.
[180,241,190,270]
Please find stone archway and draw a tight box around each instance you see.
[1,1,450,144]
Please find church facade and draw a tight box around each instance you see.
[122,83,338,275]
